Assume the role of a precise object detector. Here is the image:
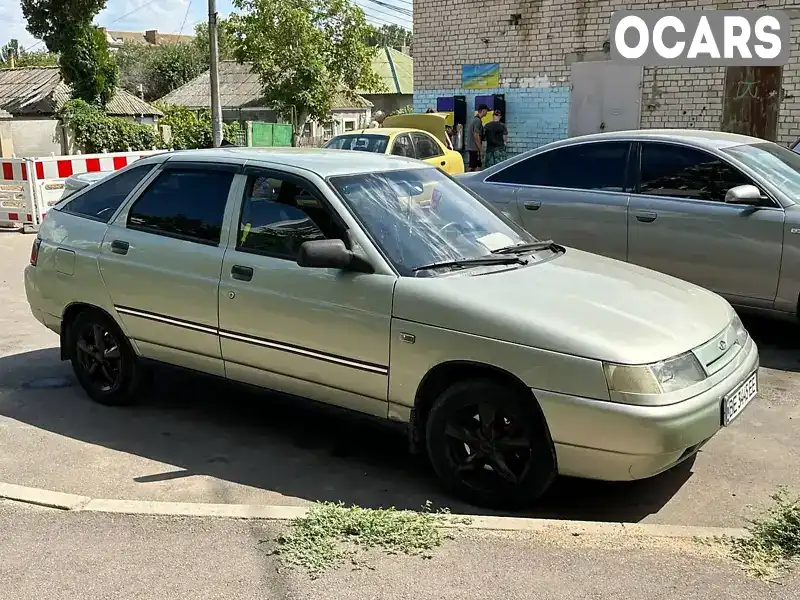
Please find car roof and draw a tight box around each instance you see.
[158,147,429,177]
[556,129,764,150]
[332,128,432,137]
[67,171,111,183]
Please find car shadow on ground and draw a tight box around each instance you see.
[741,313,800,372]
[0,346,700,524]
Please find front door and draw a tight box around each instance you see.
[98,162,240,376]
[218,167,394,418]
[484,141,632,261]
[627,142,785,305]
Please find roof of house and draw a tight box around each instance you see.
[158,61,374,111]
[357,47,413,96]
[0,67,163,117]
[104,29,194,46]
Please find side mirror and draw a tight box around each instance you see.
[296,239,373,273]
[724,184,763,205]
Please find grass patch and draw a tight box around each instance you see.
[730,488,800,581]
[267,501,469,578]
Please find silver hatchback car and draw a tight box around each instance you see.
[461,129,800,321]
[24,148,758,508]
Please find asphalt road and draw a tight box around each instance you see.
[1,500,797,600]
[1,231,799,526]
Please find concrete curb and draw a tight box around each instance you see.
[0,482,748,539]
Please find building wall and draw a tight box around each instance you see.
[1,118,64,157]
[413,0,800,153]
[362,93,414,115]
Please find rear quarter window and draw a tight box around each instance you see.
[61,164,155,223]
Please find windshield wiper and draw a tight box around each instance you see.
[412,255,527,272]
[491,240,560,254]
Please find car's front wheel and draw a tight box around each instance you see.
[69,310,140,406]
[425,379,556,509]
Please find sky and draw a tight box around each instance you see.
[0,0,412,53]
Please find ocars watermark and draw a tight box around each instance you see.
[610,10,790,66]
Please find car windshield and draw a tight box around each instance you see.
[329,167,538,276]
[721,142,800,199]
[325,134,389,153]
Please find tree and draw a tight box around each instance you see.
[156,103,241,149]
[229,0,382,142]
[363,24,412,49]
[116,41,206,101]
[0,39,58,68]
[193,20,236,62]
[21,0,118,104]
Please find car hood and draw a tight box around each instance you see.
[392,248,734,365]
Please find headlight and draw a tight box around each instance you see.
[604,351,706,395]
[731,312,748,347]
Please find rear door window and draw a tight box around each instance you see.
[62,164,154,222]
[411,133,443,159]
[391,134,414,158]
[127,167,235,245]
[488,142,631,192]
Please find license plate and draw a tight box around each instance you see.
[722,371,758,426]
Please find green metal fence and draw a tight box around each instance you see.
[248,122,293,147]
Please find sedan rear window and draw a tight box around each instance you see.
[721,142,800,200]
[324,134,389,153]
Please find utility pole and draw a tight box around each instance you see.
[208,0,223,147]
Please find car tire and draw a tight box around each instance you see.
[425,379,556,509]
[68,309,140,406]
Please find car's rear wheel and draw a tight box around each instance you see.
[425,379,556,509]
[69,310,139,406]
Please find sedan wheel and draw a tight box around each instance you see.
[69,310,139,406]
[426,379,556,509]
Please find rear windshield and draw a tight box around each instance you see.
[325,134,389,153]
[722,142,800,199]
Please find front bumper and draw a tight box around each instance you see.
[535,335,760,481]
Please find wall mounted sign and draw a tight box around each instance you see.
[462,63,501,89]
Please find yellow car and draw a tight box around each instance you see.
[324,113,465,175]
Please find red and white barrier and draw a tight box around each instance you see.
[0,150,163,232]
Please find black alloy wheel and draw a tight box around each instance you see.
[426,379,556,509]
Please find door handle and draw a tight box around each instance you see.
[110,240,129,255]
[523,201,542,211]
[635,211,657,223]
[231,265,254,282]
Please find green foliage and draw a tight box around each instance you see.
[363,23,412,49]
[156,103,242,149]
[21,0,107,52]
[59,99,159,153]
[389,104,413,116]
[21,0,117,104]
[59,26,119,105]
[0,39,58,68]
[730,487,800,581]
[193,20,237,62]
[116,41,206,101]
[229,0,382,135]
[269,502,459,578]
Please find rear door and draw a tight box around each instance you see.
[482,141,633,261]
[627,142,784,304]
[411,132,449,172]
[98,161,241,376]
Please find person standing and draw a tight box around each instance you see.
[483,109,509,168]
[369,111,386,128]
[466,104,488,171]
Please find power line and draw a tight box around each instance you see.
[178,0,194,35]
[357,3,412,25]
[20,0,165,54]
[361,0,412,17]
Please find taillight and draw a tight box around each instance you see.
[30,237,41,266]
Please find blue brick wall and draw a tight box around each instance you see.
[413,87,570,156]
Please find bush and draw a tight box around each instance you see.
[156,103,242,149]
[59,99,160,153]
